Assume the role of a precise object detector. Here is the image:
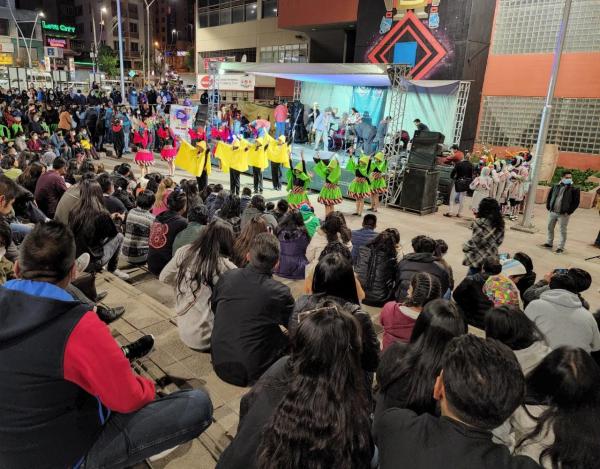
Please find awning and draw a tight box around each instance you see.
[217,63,392,87]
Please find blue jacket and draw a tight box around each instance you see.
[351,227,378,264]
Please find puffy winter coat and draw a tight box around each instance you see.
[275,228,309,280]
[355,245,397,307]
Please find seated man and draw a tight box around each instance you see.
[374,335,541,468]
[395,235,450,301]
[0,222,213,468]
[525,271,600,353]
[211,232,295,387]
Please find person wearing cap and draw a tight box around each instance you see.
[346,152,373,216]
[482,258,527,309]
[313,107,332,151]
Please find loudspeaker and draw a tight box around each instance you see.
[407,131,445,169]
[397,167,440,214]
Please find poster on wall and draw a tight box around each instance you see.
[169,105,198,142]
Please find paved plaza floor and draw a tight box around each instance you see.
[96,151,600,468]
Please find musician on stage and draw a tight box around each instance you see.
[413,118,429,139]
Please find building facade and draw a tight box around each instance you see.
[476,0,600,170]
[151,0,194,73]
[74,0,147,72]
[0,0,44,68]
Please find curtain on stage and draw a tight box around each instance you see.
[351,87,387,126]
[300,83,353,117]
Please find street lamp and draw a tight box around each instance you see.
[8,7,44,70]
[92,7,107,81]
[143,0,157,86]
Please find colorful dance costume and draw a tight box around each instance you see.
[346,155,372,200]
[286,159,311,208]
[157,126,178,162]
[248,136,269,193]
[267,135,291,190]
[314,158,343,206]
[133,124,154,167]
[370,152,388,195]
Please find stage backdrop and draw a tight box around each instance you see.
[300,83,388,124]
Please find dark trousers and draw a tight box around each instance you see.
[84,390,213,468]
[196,173,208,193]
[252,167,263,193]
[271,162,281,190]
[229,169,240,195]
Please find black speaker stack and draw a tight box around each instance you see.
[396,131,445,215]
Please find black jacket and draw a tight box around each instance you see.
[375,408,541,469]
[546,183,580,215]
[211,265,295,387]
[395,252,450,301]
[0,287,99,468]
[452,272,493,329]
[355,245,397,307]
[147,211,188,276]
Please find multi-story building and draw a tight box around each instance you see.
[151,0,194,73]
[74,0,147,72]
[0,0,44,68]
[476,0,600,170]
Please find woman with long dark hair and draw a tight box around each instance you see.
[293,252,379,373]
[355,228,400,307]
[380,272,442,349]
[160,220,236,350]
[17,161,45,194]
[507,347,600,468]
[274,210,310,280]
[485,305,550,375]
[376,299,467,419]
[217,302,374,469]
[215,193,242,236]
[463,197,505,275]
[305,210,352,279]
[232,215,269,267]
[68,179,128,279]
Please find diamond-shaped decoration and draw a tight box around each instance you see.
[367,10,447,79]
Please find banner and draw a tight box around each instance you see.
[169,104,198,142]
[197,73,255,92]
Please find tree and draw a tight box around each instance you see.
[97,45,119,78]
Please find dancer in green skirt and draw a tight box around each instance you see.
[286,151,312,209]
[313,153,343,216]
[346,153,373,216]
[369,151,388,212]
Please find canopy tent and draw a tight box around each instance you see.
[217,63,392,87]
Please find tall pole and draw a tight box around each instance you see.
[92,12,98,81]
[115,0,126,100]
[145,0,155,85]
[519,0,572,229]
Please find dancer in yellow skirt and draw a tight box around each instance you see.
[248,135,269,194]
[267,135,290,191]
[175,139,211,191]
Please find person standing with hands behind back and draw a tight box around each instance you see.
[542,170,580,254]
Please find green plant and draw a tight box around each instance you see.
[97,45,119,78]
[550,167,599,192]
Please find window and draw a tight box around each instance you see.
[128,3,139,19]
[75,5,83,16]
[493,0,600,54]
[131,42,139,52]
[113,41,120,50]
[220,8,231,25]
[260,43,308,63]
[262,0,277,18]
[208,10,219,26]
[245,2,257,20]
[0,0,8,7]
[199,13,209,27]
[232,5,244,23]
[130,22,138,33]
[478,96,600,155]
[0,18,9,36]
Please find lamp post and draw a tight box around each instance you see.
[92,7,107,82]
[144,0,156,86]
[8,7,44,70]
[115,0,126,99]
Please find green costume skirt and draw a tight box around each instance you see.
[370,172,387,194]
[318,182,343,206]
[347,177,372,200]
[288,185,311,208]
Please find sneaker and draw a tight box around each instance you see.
[112,269,130,280]
[122,334,155,361]
[555,248,564,254]
[96,305,125,324]
[75,253,90,274]
[148,446,180,462]
[541,243,553,249]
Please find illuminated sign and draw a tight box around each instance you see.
[41,21,76,34]
[46,38,67,48]
[0,53,13,65]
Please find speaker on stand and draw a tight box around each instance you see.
[397,166,440,215]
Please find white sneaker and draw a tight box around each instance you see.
[112,269,130,280]
[148,445,180,462]
[75,253,90,274]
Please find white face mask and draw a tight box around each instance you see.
[0,246,6,259]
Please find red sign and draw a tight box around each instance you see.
[47,37,66,48]
[200,75,213,88]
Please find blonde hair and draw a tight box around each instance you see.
[153,177,174,208]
